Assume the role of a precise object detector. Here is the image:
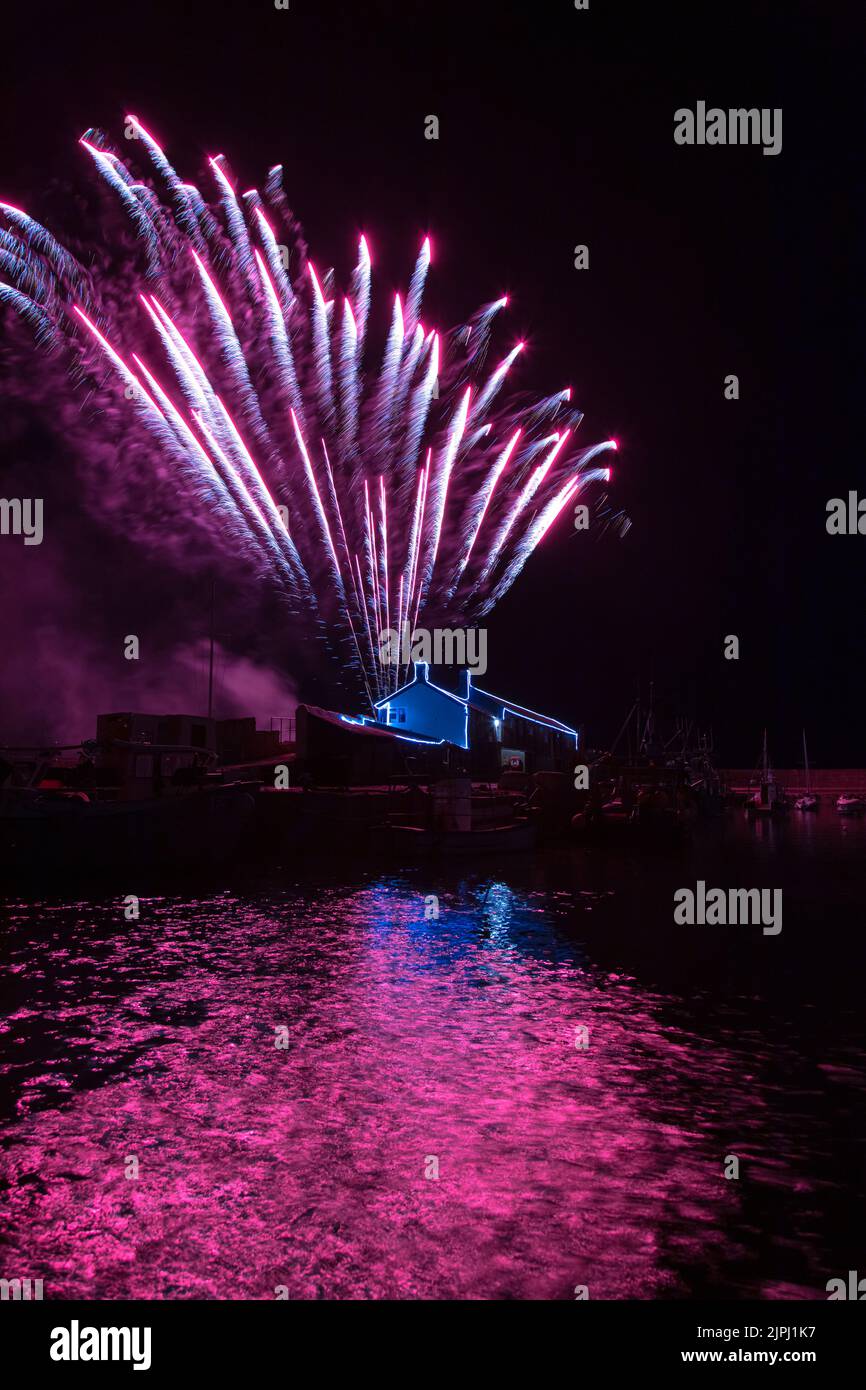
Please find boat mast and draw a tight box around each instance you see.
[803,728,811,793]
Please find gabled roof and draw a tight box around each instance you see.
[370,663,577,738]
[372,665,467,709]
[471,687,577,737]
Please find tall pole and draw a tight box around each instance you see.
[803,728,810,792]
[207,579,215,722]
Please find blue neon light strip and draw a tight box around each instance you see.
[338,713,445,746]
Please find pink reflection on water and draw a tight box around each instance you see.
[0,881,814,1298]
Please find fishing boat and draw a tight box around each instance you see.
[0,737,257,877]
[746,730,788,815]
[836,794,864,816]
[373,776,536,855]
[794,730,820,810]
[0,779,257,875]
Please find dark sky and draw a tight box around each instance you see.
[0,0,861,764]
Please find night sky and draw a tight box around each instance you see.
[0,0,861,764]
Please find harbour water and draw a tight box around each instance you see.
[1,808,864,1300]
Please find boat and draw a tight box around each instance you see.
[746,730,788,815]
[836,794,864,816]
[0,739,257,877]
[598,688,723,817]
[794,730,820,810]
[371,775,536,855]
[373,818,536,855]
[571,805,686,846]
[572,777,689,845]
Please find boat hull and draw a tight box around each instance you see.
[373,820,536,855]
[571,809,687,845]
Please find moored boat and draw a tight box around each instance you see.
[746,730,788,815]
[794,729,820,810]
[0,736,257,878]
[0,780,257,875]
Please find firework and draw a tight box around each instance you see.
[0,117,622,707]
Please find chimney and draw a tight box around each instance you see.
[457,668,471,700]
[413,660,429,683]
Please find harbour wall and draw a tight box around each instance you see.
[723,769,866,794]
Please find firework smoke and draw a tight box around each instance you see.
[0,117,624,709]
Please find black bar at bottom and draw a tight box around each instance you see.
[4,1298,862,1378]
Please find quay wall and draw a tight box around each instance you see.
[723,769,866,794]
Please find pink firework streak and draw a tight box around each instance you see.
[0,119,627,707]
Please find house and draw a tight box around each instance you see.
[370,663,579,778]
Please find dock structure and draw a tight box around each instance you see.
[724,769,866,797]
